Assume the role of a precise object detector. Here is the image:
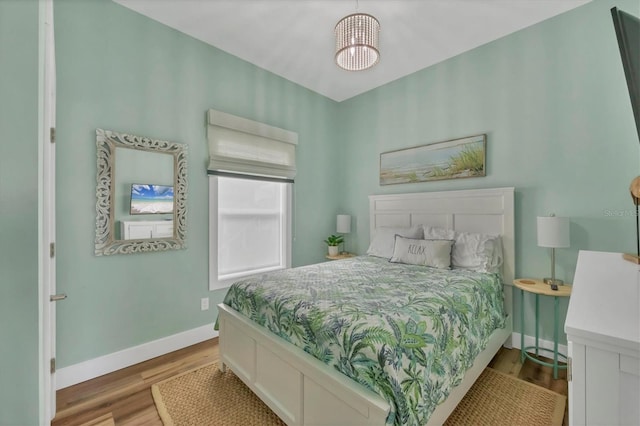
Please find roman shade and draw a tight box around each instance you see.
[207,109,298,181]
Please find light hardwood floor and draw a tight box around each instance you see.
[52,338,568,425]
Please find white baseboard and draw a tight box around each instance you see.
[511,332,568,360]
[56,328,561,390]
[56,323,218,390]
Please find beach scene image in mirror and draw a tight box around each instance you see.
[130,184,174,214]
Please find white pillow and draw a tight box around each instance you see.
[423,225,455,240]
[366,226,423,259]
[453,231,503,273]
[423,225,503,274]
[389,236,454,269]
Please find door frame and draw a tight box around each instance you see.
[38,0,56,422]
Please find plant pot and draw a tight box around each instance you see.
[328,246,339,256]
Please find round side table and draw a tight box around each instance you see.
[513,278,572,379]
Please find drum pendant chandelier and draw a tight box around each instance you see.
[334,13,380,71]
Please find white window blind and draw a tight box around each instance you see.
[207,109,298,181]
[209,175,292,290]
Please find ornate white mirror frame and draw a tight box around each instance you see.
[95,128,187,256]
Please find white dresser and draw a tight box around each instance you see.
[565,250,639,426]
[120,220,173,240]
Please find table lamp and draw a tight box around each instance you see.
[336,214,351,254]
[537,215,570,286]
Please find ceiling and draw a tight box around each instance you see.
[113,0,591,102]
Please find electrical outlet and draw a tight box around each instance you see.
[200,297,209,311]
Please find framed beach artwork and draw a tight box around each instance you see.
[129,183,174,215]
[380,134,486,185]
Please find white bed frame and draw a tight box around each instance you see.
[217,187,515,425]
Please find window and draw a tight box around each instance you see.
[206,109,297,290]
[209,175,291,290]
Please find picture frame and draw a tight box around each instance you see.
[129,183,175,215]
[94,128,188,256]
[380,134,486,185]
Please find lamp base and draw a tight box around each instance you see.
[622,253,640,264]
[543,278,564,285]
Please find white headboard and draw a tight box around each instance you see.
[369,187,515,285]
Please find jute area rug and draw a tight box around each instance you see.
[152,362,566,426]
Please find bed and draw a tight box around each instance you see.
[217,187,515,426]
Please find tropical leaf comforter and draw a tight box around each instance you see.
[222,255,505,426]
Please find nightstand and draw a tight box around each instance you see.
[513,278,572,379]
[326,253,355,260]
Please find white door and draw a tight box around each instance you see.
[41,0,61,421]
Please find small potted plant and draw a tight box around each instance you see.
[324,234,344,256]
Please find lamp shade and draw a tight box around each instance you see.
[334,13,380,71]
[337,214,351,234]
[537,216,570,248]
[630,176,640,206]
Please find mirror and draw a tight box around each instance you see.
[95,128,187,256]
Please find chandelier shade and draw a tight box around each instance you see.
[334,13,380,71]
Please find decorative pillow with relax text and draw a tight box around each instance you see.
[389,235,454,269]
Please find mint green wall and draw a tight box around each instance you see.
[0,1,40,424]
[337,0,640,344]
[4,4,637,418]
[54,0,340,367]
